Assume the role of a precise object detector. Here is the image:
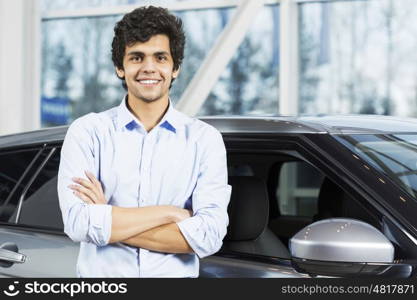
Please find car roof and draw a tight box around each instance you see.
[0,126,68,149]
[1,115,417,149]
[203,115,417,134]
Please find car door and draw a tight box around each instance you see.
[197,138,309,278]
[0,145,78,277]
[199,133,385,278]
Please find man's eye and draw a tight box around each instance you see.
[158,55,167,61]
[131,56,141,62]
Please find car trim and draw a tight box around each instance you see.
[215,250,293,266]
[0,222,65,236]
[13,148,57,224]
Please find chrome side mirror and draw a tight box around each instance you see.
[289,218,411,277]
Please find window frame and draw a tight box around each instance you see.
[0,143,65,234]
[0,145,46,224]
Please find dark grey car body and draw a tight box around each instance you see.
[1,115,417,277]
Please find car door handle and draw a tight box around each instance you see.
[0,243,26,264]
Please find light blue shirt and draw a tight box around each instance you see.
[57,97,231,277]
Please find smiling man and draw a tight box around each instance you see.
[57,6,231,278]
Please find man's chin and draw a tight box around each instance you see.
[128,89,168,104]
[138,96,161,103]
[132,93,162,103]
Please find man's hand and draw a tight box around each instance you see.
[68,171,106,204]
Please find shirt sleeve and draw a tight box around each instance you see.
[57,115,112,246]
[177,126,231,258]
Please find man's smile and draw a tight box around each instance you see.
[136,79,161,86]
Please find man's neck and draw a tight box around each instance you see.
[126,94,169,132]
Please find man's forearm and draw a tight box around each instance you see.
[109,206,175,243]
[66,171,192,245]
[122,223,193,254]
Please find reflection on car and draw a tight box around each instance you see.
[1,115,417,277]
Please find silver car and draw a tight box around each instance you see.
[1,116,416,277]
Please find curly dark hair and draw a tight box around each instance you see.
[111,6,186,88]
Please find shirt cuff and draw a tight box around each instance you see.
[177,215,208,258]
[87,204,113,246]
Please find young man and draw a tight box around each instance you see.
[57,6,231,278]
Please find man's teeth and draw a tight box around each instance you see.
[139,80,159,84]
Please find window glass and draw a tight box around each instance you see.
[41,15,123,125]
[299,0,417,117]
[228,164,254,177]
[0,149,40,222]
[169,8,235,105]
[203,4,279,116]
[335,134,417,200]
[277,161,323,217]
[16,148,63,230]
[41,8,233,126]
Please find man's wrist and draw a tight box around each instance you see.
[164,205,178,223]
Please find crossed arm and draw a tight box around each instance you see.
[69,171,193,254]
[60,120,229,258]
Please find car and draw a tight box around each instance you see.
[1,115,417,278]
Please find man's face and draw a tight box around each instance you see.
[116,34,179,104]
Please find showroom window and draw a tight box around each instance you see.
[39,0,417,128]
[299,0,417,117]
[203,4,279,116]
[41,1,279,126]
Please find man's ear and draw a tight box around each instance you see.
[116,67,125,80]
[172,66,180,79]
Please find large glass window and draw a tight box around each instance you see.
[41,2,279,126]
[41,7,235,126]
[170,8,236,106]
[41,16,122,125]
[203,4,279,116]
[299,0,417,117]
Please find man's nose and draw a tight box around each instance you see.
[141,57,156,73]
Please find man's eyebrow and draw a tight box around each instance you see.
[154,51,170,56]
[126,51,170,56]
[126,51,144,56]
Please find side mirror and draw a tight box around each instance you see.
[289,218,412,277]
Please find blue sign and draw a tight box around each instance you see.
[41,97,71,125]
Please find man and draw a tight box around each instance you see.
[57,6,231,278]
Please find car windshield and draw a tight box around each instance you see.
[335,134,417,199]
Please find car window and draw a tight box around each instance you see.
[0,148,41,222]
[224,150,387,261]
[228,164,254,176]
[335,134,417,200]
[277,161,324,218]
[13,148,63,230]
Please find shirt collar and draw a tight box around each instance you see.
[117,96,180,133]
